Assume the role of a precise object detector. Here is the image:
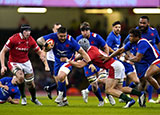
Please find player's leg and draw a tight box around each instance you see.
[22,60,42,105]
[25,74,42,105]
[145,62,160,103]
[97,70,116,106]
[44,60,56,100]
[55,63,71,106]
[128,71,140,88]
[107,60,135,108]
[81,65,104,106]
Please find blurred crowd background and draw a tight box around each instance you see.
[0,0,160,93]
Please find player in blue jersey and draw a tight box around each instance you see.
[0,68,24,104]
[123,16,160,103]
[106,21,139,103]
[102,28,160,106]
[37,26,96,106]
[76,22,115,106]
[43,23,69,100]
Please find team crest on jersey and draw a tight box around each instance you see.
[151,33,154,36]
[91,41,94,44]
[66,44,69,47]
[11,89,15,92]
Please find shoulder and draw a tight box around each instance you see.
[91,32,98,38]
[9,33,19,41]
[76,35,83,41]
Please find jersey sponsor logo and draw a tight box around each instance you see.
[57,49,68,56]
[16,47,29,51]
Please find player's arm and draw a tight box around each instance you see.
[37,36,46,46]
[0,46,9,75]
[36,49,45,62]
[100,47,126,62]
[103,44,109,55]
[77,47,96,72]
[69,60,87,68]
[128,52,143,62]
[7,97,20,104]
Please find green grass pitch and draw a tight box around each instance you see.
[0,96,160,115]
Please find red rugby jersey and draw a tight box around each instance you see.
[5,33,40,63]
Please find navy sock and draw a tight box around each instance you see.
[147,85,153,100]
[157,88,160,94]
[58,81,66,92]
[48,83,57,91]
[88,85,92,92]
[123,81,126,87]
[63,83,66,98]
[129,82,136,88]
[94,87,103,101]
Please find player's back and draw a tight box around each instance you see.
[138,38,160,65]
[87,46,115,69]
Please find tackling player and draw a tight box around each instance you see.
[67,38,146,108]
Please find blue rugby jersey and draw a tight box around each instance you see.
[0,77,20,101]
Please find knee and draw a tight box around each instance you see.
[105,88,112,94]
[91,82,98,92]
[57,75,65,82]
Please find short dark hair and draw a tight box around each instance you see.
[80,22,90,28]
[53,22,62,28]
[140,16,149,22]
[129,28,141,38]
[112,21,121,27]
[57,27,67,33]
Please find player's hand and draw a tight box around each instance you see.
[45,65,50,71]
[3,85,9,90]
[40,51,46,62]
[99,54,110,63]
[1,66,7,76]
[89,64,97,72]
[60,57,69,62]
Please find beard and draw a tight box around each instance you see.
[139,25,148,33]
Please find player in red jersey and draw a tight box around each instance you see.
[0,24,45,106]
[61,38,146,108]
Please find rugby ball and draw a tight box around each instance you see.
[44,39,54,52]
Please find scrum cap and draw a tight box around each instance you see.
[20,24,31,33]
[78,38,90,51]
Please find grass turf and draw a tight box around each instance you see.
[0,96,160,115]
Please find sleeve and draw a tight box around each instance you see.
[154,29,160,44]
[43,33,54,41]
[106,35,114,47]
[96,34,106,48]
[72,38,80,51]
[5,36,14,49]
[137,40,149,55]
[123,34,130,45]
[124,42,132,51]
[30,37,40,52]
[0,77,10,85]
